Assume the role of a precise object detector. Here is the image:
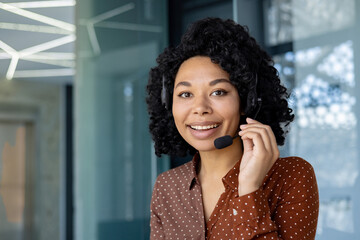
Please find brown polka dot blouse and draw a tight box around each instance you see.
[150,154,319,239]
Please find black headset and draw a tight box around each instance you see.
[161,75,171,110]
[246,74,262,119]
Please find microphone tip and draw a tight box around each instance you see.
[214,135,233,149]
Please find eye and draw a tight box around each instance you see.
[211,89,228,96]
[178,92,192,98]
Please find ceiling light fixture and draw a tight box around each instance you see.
[5,1,76,9]
[96,21,162,33]
[23,52,75,60]
[0,40,18,80]
[0,51,10,59]
[0,2,75,32]
[6,55,19,80]
[19,34,75,57]
[13,68,74,78]
[86,24,100,55]
[0,40,17,55]
[79,2,135,55]
[91,2,135,24]
[0,22,72,34]
[1,35,75,80]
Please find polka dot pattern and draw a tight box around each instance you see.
[150,154,319,239]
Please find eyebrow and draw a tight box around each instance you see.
[174,78,230,89]
[174,81,191,88]
[209,78,230,86]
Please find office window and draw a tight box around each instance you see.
[264,0,360,238]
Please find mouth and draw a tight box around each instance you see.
[186,122,221,140]
[189,124,220,130]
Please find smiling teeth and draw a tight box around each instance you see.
[190,124,219,130]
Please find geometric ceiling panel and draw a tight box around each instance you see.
[0,1,75,83]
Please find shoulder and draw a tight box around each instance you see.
[275,156,315,174]
[268,157,319,208]
[266,156,317,186]
[153,160,194,192]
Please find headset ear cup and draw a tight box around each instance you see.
[161,75,171,110]
[245,90,256,114]
[253,98,262,119]
[244,74,261,119]
[165,92,171,110]
[245,91,262,119]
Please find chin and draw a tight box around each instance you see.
[187,140,218,152]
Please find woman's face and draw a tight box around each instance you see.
[172,56,241,152]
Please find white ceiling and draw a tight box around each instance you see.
[0,0,75,84]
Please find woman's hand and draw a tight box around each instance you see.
[237,118,279,196]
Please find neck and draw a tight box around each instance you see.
[198,137,243,180]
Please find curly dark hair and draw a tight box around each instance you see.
[146,17,294,157]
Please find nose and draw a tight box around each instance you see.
[192,95,212,116]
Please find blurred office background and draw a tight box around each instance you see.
[0,0,359,239]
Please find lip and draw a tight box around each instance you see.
[187,121,220,126]
[186,121,221,140]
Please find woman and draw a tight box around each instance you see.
[146,18,319,239]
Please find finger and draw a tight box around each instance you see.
[246,117,258,124]
[239,127,272,153]
[241,122,279,159]
[242,138,254,153]
[260,125,279,159]
[240,131,268,156]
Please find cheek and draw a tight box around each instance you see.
[220,99,241,126]
[172,103,186,129]
[226,109,241,126]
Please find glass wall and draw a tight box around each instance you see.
[75,0,360,239]
[75,0,168,240]
[0,1,74,239]
[0,80,63,240]
[263,0,360,239]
